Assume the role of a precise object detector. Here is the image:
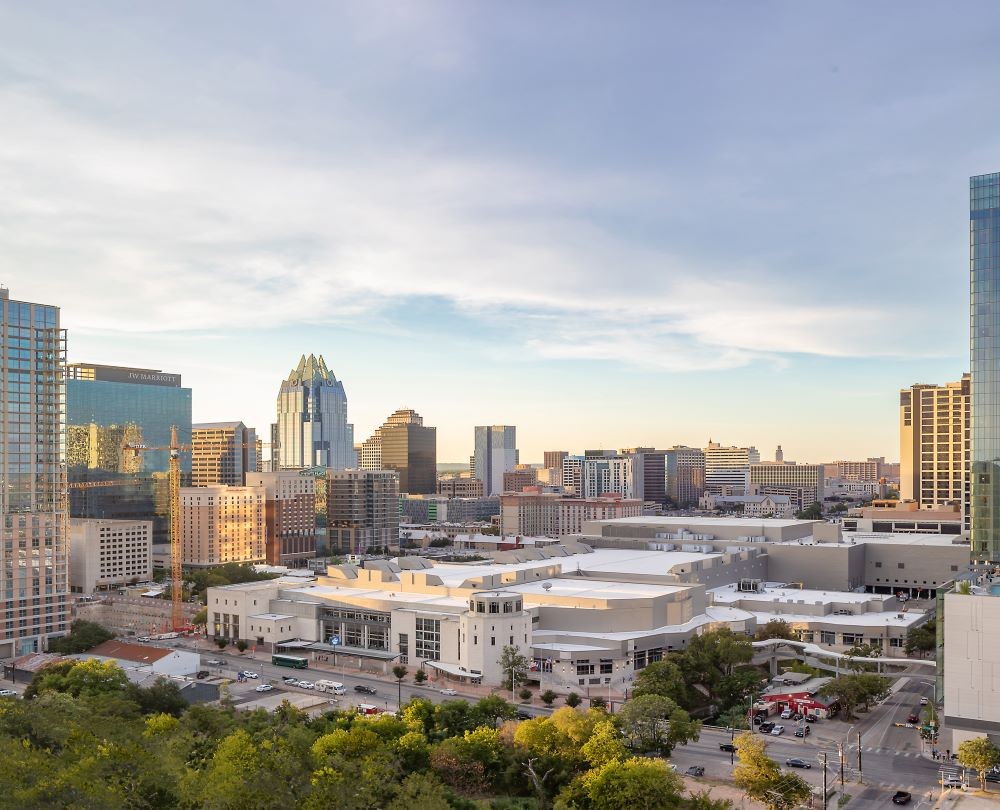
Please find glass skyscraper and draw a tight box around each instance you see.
[66,363,191,544]
[0,289,69,657]
[971,172,1000,560]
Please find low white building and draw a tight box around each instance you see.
[69,518,153,595]
[78,639,200,677]
[699,493,794,518]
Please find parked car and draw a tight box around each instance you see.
[770,725,786,736]
[891,790,911,805]
[804,715,817,723]
[791,713,803,721]
[780,708,793,719]
[919,697,929,705]
[354,684,377,695]
[685,766,705,777]
[206,659,223,666]
[759,722,775,734]
[255,684,273,693]
[794,726,810,737]
[0,689,17,697]
[719,743,737,753]
[786,758,811,769]
[297,681,315,689]
[195,671,210,680]
[282,676,298,683]
[242,671,258,679]
[439,688,458,696]
[516,711,532,720]
[985,770,1000,784]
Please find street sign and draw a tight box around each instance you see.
[329,636,341,647]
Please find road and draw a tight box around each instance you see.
[668,723,943,808]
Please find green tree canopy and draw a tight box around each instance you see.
[46,619,114,654]
[957,736,1000,790]
[732,732,811,810]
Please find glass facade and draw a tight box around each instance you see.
[971,173,1000,560]
[66,368,191,544]
[0,291,70,656]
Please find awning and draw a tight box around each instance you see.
[427,660,482,681]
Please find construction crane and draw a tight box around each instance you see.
[67,435,273,630]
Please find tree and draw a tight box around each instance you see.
[386,772,454,810]
[818,674,889,720]
[795,503,823,520]
[904,619,936,657]
[845,644,882,672]
[755,619,794,642]
[540,690,557,706]
[732,732,811,810]
[470,695,518,728]
[192,607,208,626]
[571,756,684,810]
[715,668,765,712]
[414,669,428,684]
[957,737,1000,790]
[393,665,408,707]
[518,688,533,703]
[564,693,581,708]
[580,719,628,768]
[632,659,689,706]
[589,696,607,710]
[498,645,530,691]
[618,694,700,755]
[235,639,248,653]
[46,620,114,654]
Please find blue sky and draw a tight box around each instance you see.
[1,2,995,462]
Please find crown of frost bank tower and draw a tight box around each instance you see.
[276,355,356,471]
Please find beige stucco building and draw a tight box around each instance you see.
[181,485,265,567]
[69,518,153,594]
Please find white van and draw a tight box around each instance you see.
[315,679,347,695]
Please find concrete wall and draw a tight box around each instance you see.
[943,592,1000,743]
[861,543,967,594]
[765,544,865,590]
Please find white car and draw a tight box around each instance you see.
[440,688,458,696]
[242,671,259,679]
[780,709,793,719]
[255,684,273,693]
[920,697,929,705]
[0,689,17,697]
[941,776,964,789]
[770,725,786,736]
[297,681,315,689]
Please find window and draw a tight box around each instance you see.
[842,633,864,646]
[888,637,904,648]
[576,662,595,676]
[874,562,882,568]
[897,563,905,569]
[820,631,836,645]
[489,602,499,614]
[415,618,440,660]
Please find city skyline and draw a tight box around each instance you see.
[4,4,1000,461]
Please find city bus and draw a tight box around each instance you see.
[271,654,308,669]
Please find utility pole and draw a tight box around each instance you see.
[857,731,863,783]
[821,752,828,810]
[837,742,845,785]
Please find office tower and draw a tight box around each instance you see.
[180,484,265,567]
[749,462,823,512]
[359,409,436,494]
[582,455,635,499]
[561,455,585,495]
[436,475,484,498]
[245,472,316,565]
[269,422,280,470]
[503,465,538,493]
[665,446,706,507]
[621,447,667,504]
[774,445,783,463]
[69,518,152,595]
[327,469,399,553]
[0,290,69,657]
[276,354,355,471]
[703,441,760,494]
[473,425,518,496]
[544,451,568,473]
[191,422,258,487]
[66,362,191,544]
[899,376,970,529]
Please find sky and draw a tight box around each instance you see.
[1,2,997,463]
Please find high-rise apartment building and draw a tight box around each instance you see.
[473,425,518,496]
[276,354,355,471]
[66,362,192,544]
[359,409,436,494]
[704,441,760,494]
[582,455,636,499]
[0,290,69,657]
[544,451,568,472]
[749,462,823,512]
[971,172,1000,559]
[665,446,706,506]
[245,472,316,566]
[191,421,258,487]
[621,447,667,504]
[327,469,399,553]
[561,456,584,496]
[899,376,970,529]
[180,485,265,567]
